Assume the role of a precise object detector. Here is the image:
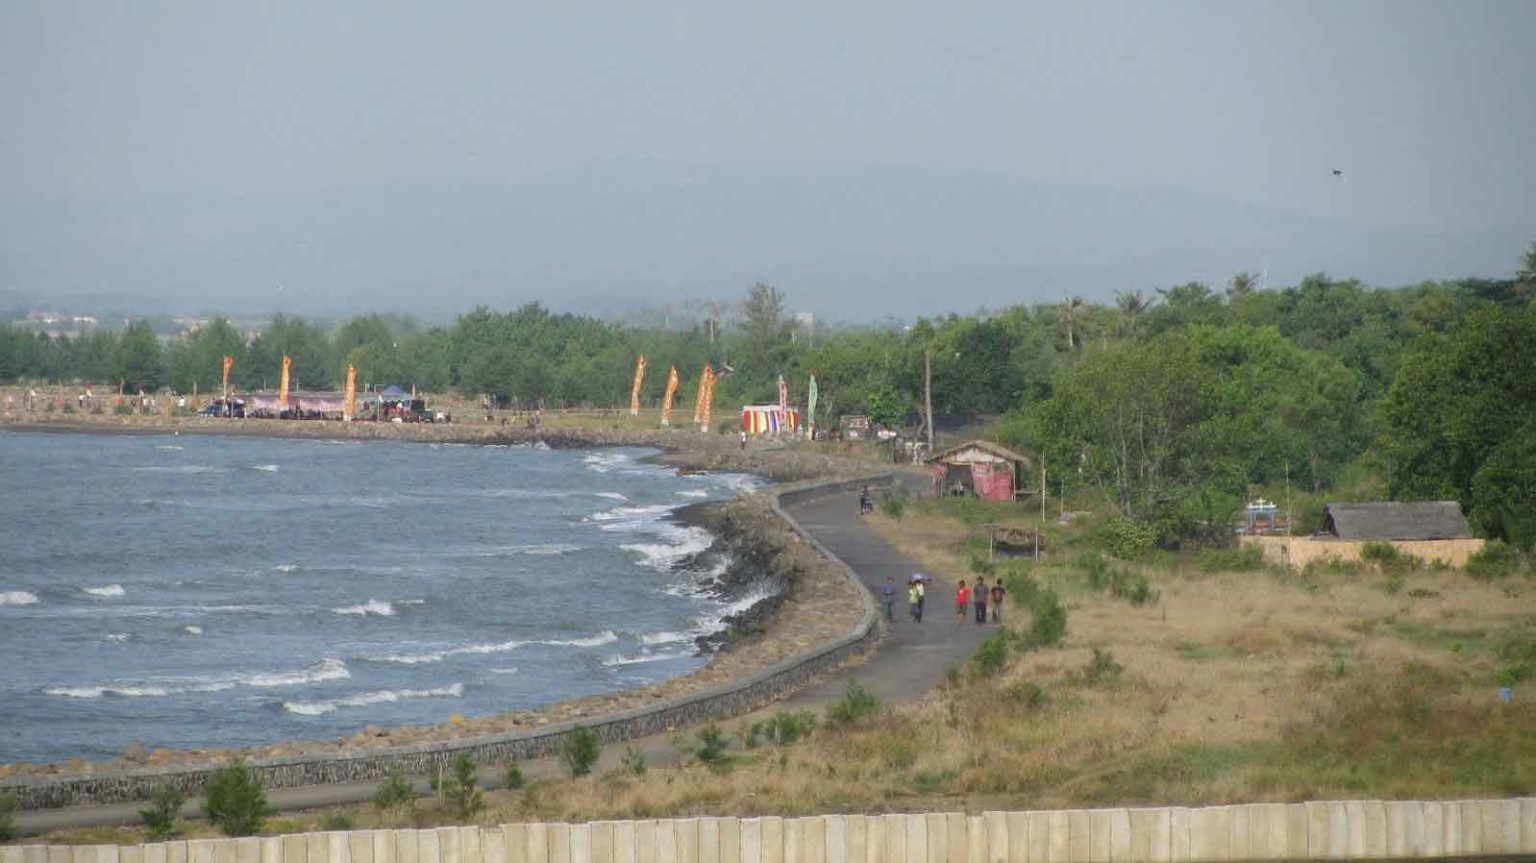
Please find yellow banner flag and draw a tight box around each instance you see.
[700,366,717,432]
[278,355,292,409]
[629,354,647,416]
[660,365,680,426]
[343,364,357,422]
[221,355,234,397]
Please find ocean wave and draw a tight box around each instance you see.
[640,630,692,646]
[334,599,396,617]
[1,590,40,606]
[364,631,618,665]
[249,464,279,472]
[676,489,710,498]
[582,452,631,473]
[44,681,237,699]
[621,525,714,572]
[183,625,203,636]
[489,667,519,675]
[83,584,126,598]
[241,658,350,687]
[281,683,464,716]
[594,491,630,501]
[589,503,676,523]
[44,658,348,700]
[273,564,298,574]
[105,633,132,643]
[131,465,232,474]
[602,650,693,667]
[155,445,184,451]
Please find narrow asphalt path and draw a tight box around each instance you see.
[16,481,990,836]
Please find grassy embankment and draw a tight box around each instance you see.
[24,480,1536,845]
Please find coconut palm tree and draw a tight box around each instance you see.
[1058,296,1087,350]
[1226,272,1259,299]
[1114,290,1154,337]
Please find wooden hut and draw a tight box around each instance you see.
[1245,501,1484,568]
[928,440,1032,501]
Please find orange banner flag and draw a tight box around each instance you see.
[661,365,680,426]
[278,355,292,409]
[699,365,717,432]
[692,363,710,427]
[343,364,357,422]
[630,354,647,416]
[221,355,234,396]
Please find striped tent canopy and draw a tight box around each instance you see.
[741,405,801,435]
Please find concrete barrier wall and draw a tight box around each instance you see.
[1,476,891,811]
[6,799,1534,862]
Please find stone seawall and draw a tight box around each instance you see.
[1,476,892,812]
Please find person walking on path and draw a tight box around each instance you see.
[739,429,748,450]
[955,579,971,624]
[907,578,922,622]
[973,576,989,624]
[990,580,1006,622]
[881,576,896,622]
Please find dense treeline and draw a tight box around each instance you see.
[3,245,1534,546]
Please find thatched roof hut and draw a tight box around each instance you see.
[1322,502,1472,542]
[928,440,1032,501]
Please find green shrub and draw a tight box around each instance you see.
[695,723,730,766]
[202,761,272,837]
[0,790,19,842]
[429,755,483,820]
[1002,565,1042,607]
[1109,570,1159,605]
[753,710,816,746]
[1102,516,1157,560]
[825,678,882,726]
[878,485,908,519]
[1466,541,1522,580]
[372,769,414,812]
[1001,681,1048,710]
[557,726,602,777]
[321,811,356,831]
[971,631,1011,677]
[1083,648,1125,684]
[1079,553,1112,589]
[1027,589,1068,647]
[503,764,525,789]
[969,556,996,575]
[113,403,135,416]
[139,785,187,840]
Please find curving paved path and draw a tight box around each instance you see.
[16,481,989,835]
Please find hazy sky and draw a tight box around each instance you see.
[2,1,1533,315]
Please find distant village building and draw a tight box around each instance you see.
[1246,501,1485,569]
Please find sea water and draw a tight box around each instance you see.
[0,431,761,764]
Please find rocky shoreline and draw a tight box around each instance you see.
[0,414,878,784]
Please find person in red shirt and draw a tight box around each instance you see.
[955,579,971,623]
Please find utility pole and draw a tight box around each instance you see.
[923,350,934,455]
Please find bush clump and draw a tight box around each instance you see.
[429,754,484,820]
[971,631,1011,677]
[202,761,272,837]
[1466,541,1522,580]
[878,485,908,519]
[557,726,602,777]
[1101,516,1158,560]
[1196,544,1265,573]
[372,769,415,814]
[748,710,816,747]
[825,678,882,726]
[1082,647,1125,684]
[695,723,730,766]
[0,790,17,842]
[140,785,187,840]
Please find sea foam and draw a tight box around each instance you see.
[281,683,464,716]
[1,590,39,606]
[334,599,396,617]
[84,584,126,598]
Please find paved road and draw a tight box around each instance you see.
[16,481,990,835]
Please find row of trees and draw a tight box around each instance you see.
[3,246,1533,545]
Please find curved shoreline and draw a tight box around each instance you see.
[1,415,890,808]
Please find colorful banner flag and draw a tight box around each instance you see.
[692,362,710,426]
[629,354,647,416]
[660,365,680,426]
[278,355,292,409]
[221,355,234,398]
[807,374,819,439]
[777,374,788,416]
[343,364,357,422]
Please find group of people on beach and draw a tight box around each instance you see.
[878,574,1004,625]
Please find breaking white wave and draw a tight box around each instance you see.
[132,465,231,474]
[155,445,184,451]
[488,667,519,675]
[640,630,692,646]
[281,683,464,716]
[273,564,298,574]
[334,599,396,617]
[84,584,126,598]
[365,631,618,665]
[521,543,580,555]
[183,625,203,636]
[676,489,709,498]
[250,464,279,472]
[1,590,40,606]
[43,658,349,700]
[621,525,715,572]
[104,633,132,643]
[589,503,676,523]
[582,452,631,473]
[594,491,629,501]
[602,650,693,667]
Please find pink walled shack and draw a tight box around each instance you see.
[928,439,1032,502]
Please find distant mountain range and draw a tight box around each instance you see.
[2,164,1525,322]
